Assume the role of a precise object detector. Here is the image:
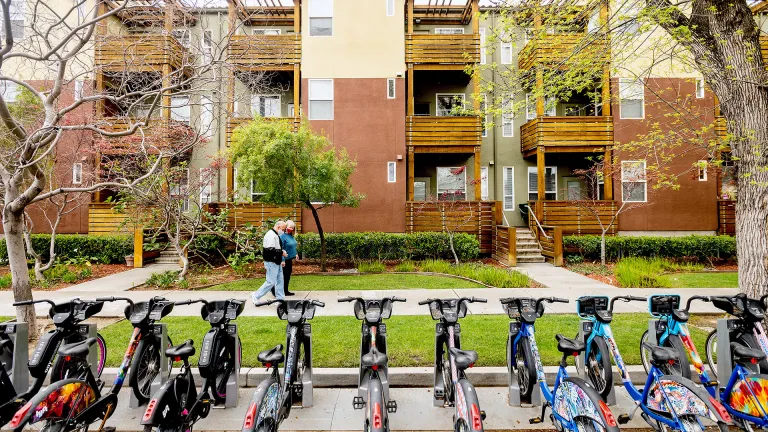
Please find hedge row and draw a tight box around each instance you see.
[296,232,480,261]
[564,235,736,261]
[0,234,133,265]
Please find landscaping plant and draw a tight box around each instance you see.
[356,261,386,274]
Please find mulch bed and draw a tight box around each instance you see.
[0,264,130,291]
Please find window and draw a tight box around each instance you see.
[435,28,464,34]
[172,29,191,49]
[252,95,281,118]
[624,3,641,33]
[199,168,212,204]
[253,28,281,35]
[171,169,190,211]
[251,179,265,202]
[388,162,396,183]
[481,166,489,201]
[1,0,24,39]
[1,81,19,102]
[479,28,486,65]
[414,181,427,201]
[696,79,705,99]
[437,167,467,201]
[200,96,213,138]
[502,95,513,137]
[503,167,514,210]
[202,30,213,64]
[621,160,646,202]
[386,0,395,16]
[501,39,512,64]
[309,0,333,36]
[170,96,190,124]
[387,78,396,99]
[481,95,488,137]
[309,79,333,120]
[74,80,84,99]
[74,0,86,22]
[698,160,708,181]
[288,103,294,117]
[436,94,465,116]
[526,93,556,119]
[527,166,557,200]
[588,9,600,33]
[72,163,83,185]
[232,168,238,200]
[619,78,644,119]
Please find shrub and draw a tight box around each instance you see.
[564,235,736,262]
[613,257,702,288]
[394,260,416,272]
[357,261,386,273]
[419,259,453,274]
[452,263,530,288]
[0,274,11,289]
[146,270,180,288]
[0,234,132,265]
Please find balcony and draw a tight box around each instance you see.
[520,116,613,157]
[718,199,735,235]
[406,116,481,151]
[518,33,606,72]
[93,117,196,155]
[226,117,300,145]
[228,34,302,71]
[528,200,618,235]
[762,35,768,66]
[406,34,480,69]
[95,34,189,74]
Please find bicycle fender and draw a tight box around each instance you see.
[649,375,731,424]
[141,376,184,426]
[553,377,619,432]
[367,378,387,432]
[727,373,768,420]
[457,379,484,432]
[242,377,279,432]
[6,378,96,432]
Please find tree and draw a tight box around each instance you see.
[479,0,768,295]
[229,117,363,272]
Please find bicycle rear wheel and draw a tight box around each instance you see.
[515,338,537,401]
[666,335,692,379]
[51,333,107,381]
[573,416,599,432]
[130,335,174,404]
[705,330,717,378]
[586,337,613,400]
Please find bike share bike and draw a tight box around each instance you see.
[499,296,620,432]
[243,298,324,432]
[420,297,486,432]
[0,297,107,426]
[576,295,732,432]
[142,298,245,432]
[705,293,768,379]
[337,296,404,432]
[6,296,176,432]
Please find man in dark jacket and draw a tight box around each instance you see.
[251,220,287,303]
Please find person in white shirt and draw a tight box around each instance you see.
[252,220,288,304]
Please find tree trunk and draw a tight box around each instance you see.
[601,232,607,266]
[448,232,460,265]
[3,210,38,339]
[307,203,327,272]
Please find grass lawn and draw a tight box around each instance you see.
[664,272,738,288]
[99,313,708,368]
[206,273,485,291]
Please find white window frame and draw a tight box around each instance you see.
[387,78,396,99]
[173,168,190,212]
[2,0,24,39]
[252,94,281,118]
[309,79,334,120]
[500,39,512,65]
[74,80,84,100]
[527,166,558,200]
[386,0,395,16]
[253,28,281,35]
[435,28,464,34]
[1,81,19,102]
[481,166,489,201]
[621,160,647,202]
[232,168,238,200]
[170,95,190,124]
[698,160,708,181]
[172,29,191,49]
[588,9,600,33]
[436,167,467,201]
[481,95,488,137]
[200,96,213,138]
[436,93,465,116]
[251,179,265,202]
[387,162,396,183]
[309,0,333,36]
[619,78,645,119]
[199,168,213,204]
[72,163,83,185]
[503,166,514,210]
[502,95,513,137]
[479,28,486,65]
[696,79,705,99]
[202,30,213,64]
[526,93,556,119]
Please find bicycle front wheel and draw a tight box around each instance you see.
[130,336,172,404]
[51,333,107,381]
[705,330,718,378]
[515,338,537,401]
[666,335,692,379]
[586,337,613,400]
[640,330,652,374]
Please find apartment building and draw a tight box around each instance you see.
[10,0,767,240]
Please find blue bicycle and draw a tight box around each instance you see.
[576,295,732,432]
[500,297,620,432]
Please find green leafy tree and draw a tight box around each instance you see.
[230,117,364,271]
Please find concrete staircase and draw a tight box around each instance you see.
[515,228,546,263]
[153,249,181,266]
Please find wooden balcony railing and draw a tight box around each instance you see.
[226,117,300,145]
[406,34,480,66]
[762,35,768,67]
[536,225,564,266]
[95,34,188,73]
[718,199,735,236]
[88,203,132,236]
[492,225,517,266]
[405,201,501,254]
[528,200,618,235]
[228,34,301,70]
[520,116,613,156]
[93,117,196,154]
[518,33,606,72]
[406,116,481,149]
[204,202,302,232]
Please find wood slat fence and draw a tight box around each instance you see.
[535,225,563,266]
[95,34,187,72]
[718,199,735,236]
[204,202,302,231]
[405,201,499,254]
[228,34,301,69]
[492,225,517,266]
[406,116,482,148]
[405,34,480,64]
[520,116,613,154]
[528,200,617,235]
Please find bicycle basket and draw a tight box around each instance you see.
[577,296,609,318]
[458,301,468,318]
[429,302,443,320]
[303,304,316,320]
[277,303,288,320]
[711,296,736,315]
[649,295,680,317]
[126,301,149,323]
[381,301,393,319]
[353,302,365,320]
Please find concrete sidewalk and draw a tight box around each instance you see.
[518,263,615,290]
[0,287,739,317]
[57,263,180,293]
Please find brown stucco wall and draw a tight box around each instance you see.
[612,77,719,232]
[300,78,406,233]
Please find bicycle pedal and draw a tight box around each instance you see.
[703,380,718,387]
[480,410,486,421]
[101,427,116,432]
[617,414,631,425]
[386,400,397,413]
[529,417,543,424]
[352,396,365,410]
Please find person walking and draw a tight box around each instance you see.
[276,220,298,296]
[252,220,287,304]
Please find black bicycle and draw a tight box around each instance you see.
[243,299,324,432]
[705,293,768,378]
[420,297,487,432]
[339,297,405,432]
[0,329,16,407]
[0,298,106,426]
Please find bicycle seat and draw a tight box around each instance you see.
[58,337,96,359]
[258,344,285,365]
[731,342,766,365]
[672,309,689,323]
[0,339,12,351]
[642,343,679,366]
[165,340,195,359]
[555,334,585,354]
[449,348,478,370]
[362,347,388,369]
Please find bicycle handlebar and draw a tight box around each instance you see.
[13,299,56,307]
[95,296,135,307]
[419,297,487,306]
[685,295,711,312]
[609,295,646,312]
[174,298,209,306]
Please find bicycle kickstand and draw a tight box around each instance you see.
[618,402,640,425]
[529,402,549,424]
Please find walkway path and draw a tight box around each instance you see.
[518,262,615,289]
[57,263,180,293]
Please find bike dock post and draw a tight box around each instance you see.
[577,320,616,405]
[433,324,447,407]
[506,321,541,406]
[647,319,662,345]
[1,320,28,393]
[225,323,239,408]
[716,318,735,398]
[301,323,314,407]
[77,323,99,377]
[129,323,170,408]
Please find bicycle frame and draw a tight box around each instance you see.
[445,324,472,427]
[651,311,716,394]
